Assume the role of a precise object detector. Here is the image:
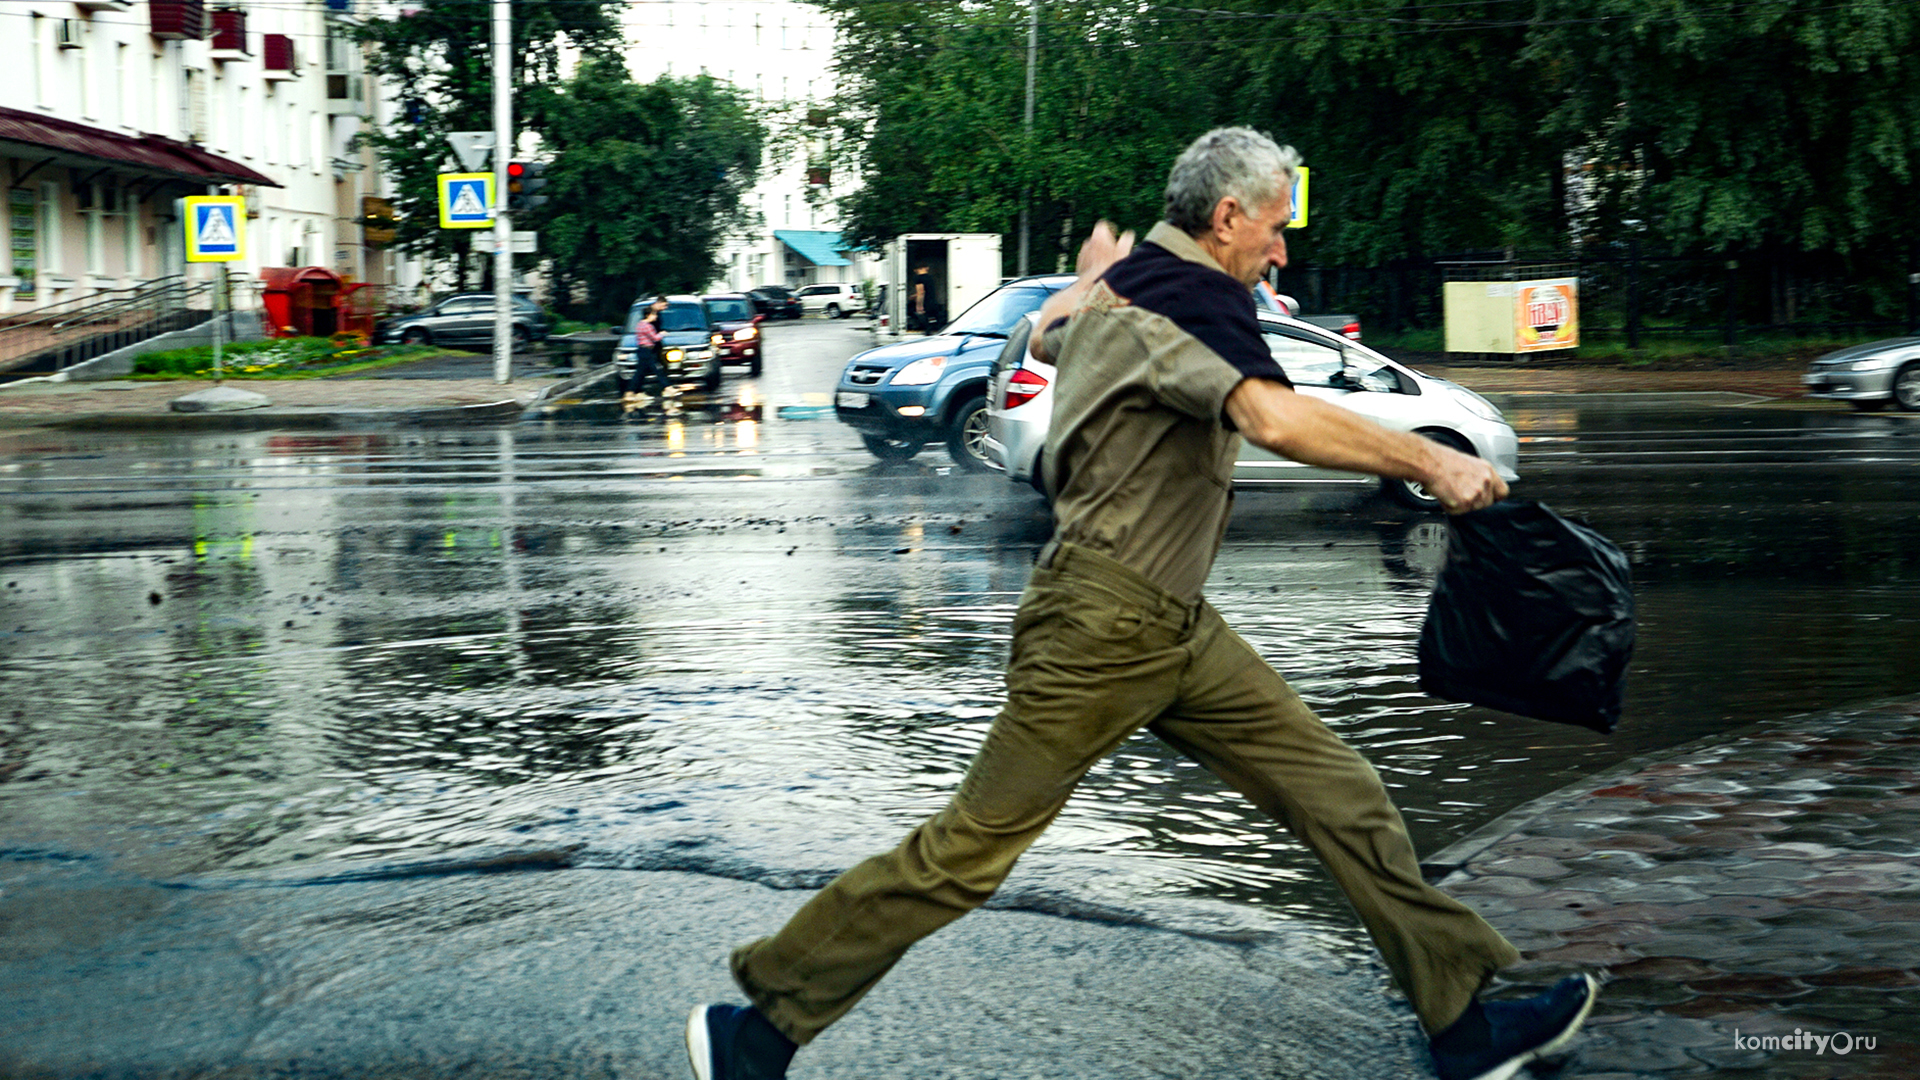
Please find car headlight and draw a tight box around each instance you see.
[890,355,947,386]
[1839,357,1899,372]
[687,347,713,361]
[1453,386,1505,422]
[711,334,725,348]
[734,327,757,342]
[665,348,684,363]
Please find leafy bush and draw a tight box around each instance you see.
[132,337,371,378]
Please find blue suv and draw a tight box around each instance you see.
[614,295,722,391]
[835,274,1073,468]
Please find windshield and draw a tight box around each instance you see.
[706,298,753,322]
[660,303,708,333]
[944,286,1053,337]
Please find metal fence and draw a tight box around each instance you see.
[1277,252,1920,346]
[0,276,218,377]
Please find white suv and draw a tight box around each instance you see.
[796,282,864,318]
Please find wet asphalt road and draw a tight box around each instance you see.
[3,318,1919,1078]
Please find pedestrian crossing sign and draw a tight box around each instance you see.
[183,196,246,262]
[438,172,495,229]
[1287,167,1309,229]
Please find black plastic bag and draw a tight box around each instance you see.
[1417,499,1635,734]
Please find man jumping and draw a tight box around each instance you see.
[688,127,1595,1080]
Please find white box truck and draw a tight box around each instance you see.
[882,233,1003,336]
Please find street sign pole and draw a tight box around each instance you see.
[491,0,513,385]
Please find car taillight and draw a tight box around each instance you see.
[1341,322,1361,341]
[1003,367,1048,410]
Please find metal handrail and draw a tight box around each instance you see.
[0,276,220,374]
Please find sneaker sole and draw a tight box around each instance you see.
[1465,974,1599,1080]
[685,1004,714,1080]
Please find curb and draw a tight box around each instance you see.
[1418,691,1920,882]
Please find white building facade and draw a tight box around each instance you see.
[0,0,391,320]
[619,0,880,296]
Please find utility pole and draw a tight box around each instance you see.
[1018,0,1037,277]
[491,0,513,384]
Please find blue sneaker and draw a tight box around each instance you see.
[685,1003,797,1080]
[1428,974,1598,1080]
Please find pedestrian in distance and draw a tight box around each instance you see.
[623,297,667,405]
[688,127,1597,1080]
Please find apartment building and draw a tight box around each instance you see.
[0,0,389,316]
[621,0,881,295]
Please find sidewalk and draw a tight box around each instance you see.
[1426,696,1920,1077]
[0,352,614,431]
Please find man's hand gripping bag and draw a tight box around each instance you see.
[1417,499,1635,734]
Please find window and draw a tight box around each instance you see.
[116,44,131,128]
[85,184,107,276]
[39,182,63,275]
[31,15,46,106]
[121,188,141,278]
[1263,332,1345,387]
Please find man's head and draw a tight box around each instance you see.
[1164,127,1301,286]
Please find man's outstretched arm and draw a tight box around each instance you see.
[1224,377,1508,514]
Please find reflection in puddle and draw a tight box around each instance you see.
[2,418,1918,953]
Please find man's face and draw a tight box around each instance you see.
[1213,178,1294,286]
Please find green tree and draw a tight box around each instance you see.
[354,0,620,287]
[525,59,766,323]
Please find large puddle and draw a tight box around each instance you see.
[3,403,1918,950]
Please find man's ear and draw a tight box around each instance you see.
[1210,196,1242,242]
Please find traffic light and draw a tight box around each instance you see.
[506,160,549,211]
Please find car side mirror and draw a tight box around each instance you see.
[753,314,765,325]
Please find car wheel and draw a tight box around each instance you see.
[861,435,922,462]
[1894,361,1920,412]
[1386,429,1473,511]
[946,397,993,471]
[704,362,722,392]
[510,325,531,349]
[401,328,431,346]
[748,354,762,377]
[826,304,841,319]
[1028,447,1051,502]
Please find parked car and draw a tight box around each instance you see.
[835,274,1075,469]
[749,285,803,320]
[1802,337,1920,412]
[796,282,865,319]
[614,295,721,391]
[984,310,1520,511]
[1257,280,1361,341]
[702,292,764,376]
[375,293,550,348]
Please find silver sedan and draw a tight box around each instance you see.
[1803,337,1920,412]
[984,311,1521,511]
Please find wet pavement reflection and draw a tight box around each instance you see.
[2,396,1918,964]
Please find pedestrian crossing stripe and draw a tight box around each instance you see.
[183,196,246,262]
[437,172,495,229]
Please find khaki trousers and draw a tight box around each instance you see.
[732,542,1518,1044]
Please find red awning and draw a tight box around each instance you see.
[0,106,280,188]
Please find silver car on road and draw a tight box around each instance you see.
[1802,337,1920,412]
[984,310,1521,510]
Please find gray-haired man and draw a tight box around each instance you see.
[688,127,1595,1080]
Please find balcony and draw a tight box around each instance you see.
[149,0,207,41]
[326,74,365,116]
[74,0,135,11]
[262,34,299,81]
[210,8,248,62]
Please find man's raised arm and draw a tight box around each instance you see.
[1029,221,1134,363]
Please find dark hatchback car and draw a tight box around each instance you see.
[703,292,764,376]
[749,285,802,320]
[375,294,551,348]
[834,274,1074,469]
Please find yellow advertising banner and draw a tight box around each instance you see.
[1515,278,1578,352]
